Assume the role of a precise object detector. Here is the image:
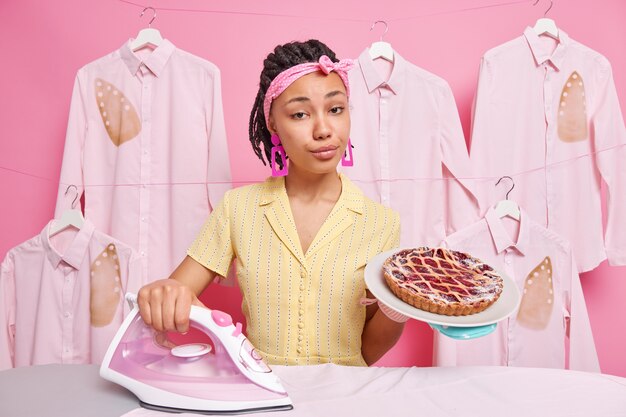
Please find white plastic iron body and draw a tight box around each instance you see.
[100,294,292,414]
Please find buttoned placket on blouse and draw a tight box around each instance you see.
[119,44,167,280]
[262,190,311,360]
[484,209,530,367]
[136,63,152,274]
[364,58,398,209]
[378,87,392,207]
[488,219,520,366]
[43,221,95,363]
[502,248,519,365]
[532,34,568,229]
[261,176,362,361]
[298,267,306,356]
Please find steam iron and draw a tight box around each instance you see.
[100,294,293,414]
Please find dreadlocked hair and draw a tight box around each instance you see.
[248,39,339,169]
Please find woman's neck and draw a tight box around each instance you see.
[284,167,342,203]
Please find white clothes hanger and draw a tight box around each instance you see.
[494,176,521,221]
[532,0,559,40]
[49,185,85,236]
[130,7,163,51]
[369,20,394,62]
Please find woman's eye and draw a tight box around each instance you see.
[291,112,306,119]
[330,106,344,114]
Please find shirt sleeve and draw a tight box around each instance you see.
[468,56,496,214]
[205,67,232,212]
[591,61,626,266]
[468,57,493,157]
[0,252,16,370]
[54,72,87,216]
[187,190,234,279]
[438,81,481,235]
[382,210,401,251]
[121,249,144,318]
[565,251,601,372]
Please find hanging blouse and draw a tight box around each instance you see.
[54,39,232,283]
[0,220,142,369]
[470,28,626,272]
[342,49,479,248]
[434,207,600,372]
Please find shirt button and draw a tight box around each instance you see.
[300,270,306,278]
[298,296,304,303]
[141,251,146,257]
[299,284,305,291]
[64,312,71,318]
[298,335,303,342]
[297,347,302,354]
[299,310,304,316]
[141,217,146,222]
[298,323,304,329]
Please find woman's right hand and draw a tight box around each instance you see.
[137,278,206,333]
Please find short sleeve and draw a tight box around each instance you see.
[187,191,234,278]
[382,210,401,251]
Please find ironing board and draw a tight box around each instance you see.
[1,364,625,416]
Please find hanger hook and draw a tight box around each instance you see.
[370,20,389,42]
[140,6,157,28]
[65,185,79,209]
[533,0,553,17]
[495,176,515,200]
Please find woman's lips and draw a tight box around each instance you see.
[311,146,339,160]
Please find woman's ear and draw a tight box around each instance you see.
[267,116,277,136]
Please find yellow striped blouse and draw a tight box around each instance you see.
[187,174,400,366]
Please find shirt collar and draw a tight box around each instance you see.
[42,219,96,270]
[523,26,569,70]
[484,206,529,256]
[259,173,364,215]
[357,48,405,95]
[119,39,175,77]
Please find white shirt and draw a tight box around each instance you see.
[434,207,600,372]
[343,48,480,248]
[54,40,232,283]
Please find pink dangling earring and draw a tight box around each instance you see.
[341,138,354,167]
[270,134,288,176]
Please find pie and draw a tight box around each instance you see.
[382,247,503,316]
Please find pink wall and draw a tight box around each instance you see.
[1,0,624,376]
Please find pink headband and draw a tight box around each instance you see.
[263,55,354,127]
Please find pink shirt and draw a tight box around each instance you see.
[470,28,626,272]
[342,49,479,247]
[54,40,232,283]
[434,207,600,372]
[0,220,142,369]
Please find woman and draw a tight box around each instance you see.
[138,39,407,366]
